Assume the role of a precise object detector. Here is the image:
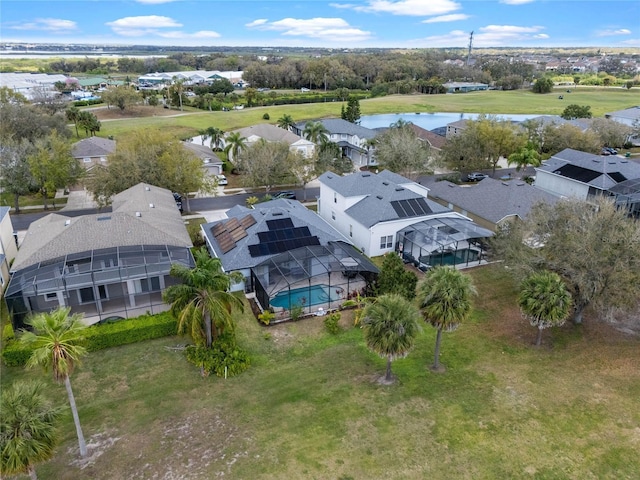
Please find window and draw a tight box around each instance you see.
[331,210,336,220]
[380,235,393,249]
[44,292,57,301]
[83,157,91,163]
[349,225,353,238]
[100,156,107,162]
[333,192,337,204]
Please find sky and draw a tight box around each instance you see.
[0,0,639,49]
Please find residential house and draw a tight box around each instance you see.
[182,141,224,176]
[318,170,493,261]
[407,124,447,153]
[292,119,377,167]
[425,177,560,231]
[445,119,470,139]
[5,183,194,328]
[0,207,18,292]
[227,123,316,158]
[535,148,640,200]
[201,199,377,316]
[604,106,640,145]
[71,136,116,171]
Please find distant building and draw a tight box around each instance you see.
[442,82,488,93]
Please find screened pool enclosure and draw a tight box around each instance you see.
[397,217,494,270]
[251,241,378,317]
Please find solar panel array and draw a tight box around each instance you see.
[390,198,433,218]
[211,214,256,254]
[248,218,320,257]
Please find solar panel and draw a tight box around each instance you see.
[240,214,257,229]
[391,198,432,218]
[216,232,236,253]
[609,172,627,183]
[212,222,227,237]
[267,218,294,230]
[230,228,248,242]
[225,217,241,232]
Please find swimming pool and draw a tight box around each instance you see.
[421,248,480,267]
[270,284,340,309]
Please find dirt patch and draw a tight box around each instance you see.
[69,431,122,470]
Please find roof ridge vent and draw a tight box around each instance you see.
[382,181,389,185]
[395,187,404,191]
[145,186,150,191]
[136,212,141,217]
[362,173,371,177]
[65,219,71,226]
[376,195,383,199]
[149,203,155,208]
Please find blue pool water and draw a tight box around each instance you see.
[270,284,340,309]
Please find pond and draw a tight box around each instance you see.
[359,112,540,132]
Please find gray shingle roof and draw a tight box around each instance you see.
[294,118,377,139]
[182,141,223,162]
[12,183,191,271]
[537,148,640,190]
[0,206,9,223]
[71,137,116,158]
[233,123,306,144]
[319,170,450,228]
[427,177,560,224]
[605,106,640,122]
[202,199,350,272]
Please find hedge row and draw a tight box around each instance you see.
[2,312,177,367]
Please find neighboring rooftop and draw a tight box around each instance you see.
[12,183,191,271]
[232,123,308,144]
[427,177,560,224]
[71,136,116,158]
[294,118,377,140]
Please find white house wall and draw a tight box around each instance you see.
[535,171,589,199]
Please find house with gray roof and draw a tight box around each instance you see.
[182,141,224,176]
[0,207,17,291]
[318,170,492,261]
[426,177,560,231]
[71,136,116,171]
[292,119,377,168]
[5,183,194,328]
[605,106,640,127]
[201,199,377,317]
[535,148,640,200]
[230,123,316,158]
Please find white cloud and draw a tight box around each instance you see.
[596,28,632,37]
[245,19,268,28]
[419,24,548,47]
[330,0,461,16]
[106,15,182,36]
[246,17,372,42]
[500,0,535,4]
[9,18,78,32]
[422,14,470,24]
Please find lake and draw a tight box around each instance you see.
[359,112,540,131]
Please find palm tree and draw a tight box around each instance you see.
[303,121,329,145]
[508,144,541,172]
[206,127,225,151]
[163,248,244,348]
[0,381,63,480]
[65,106,80,137]
[518,271,572,346]
[418,266,476,372]
[20,307,88,457]
[277,114,295,131]
[198,128,210,146]
[361,294,420,383]
[223,132,247,163]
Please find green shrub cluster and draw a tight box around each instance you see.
[72,98,104,107]
[184,334,250,377]
[1,312,177,367]
[323,312,341,335]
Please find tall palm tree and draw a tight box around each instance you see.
[163,248,244,348]
[518,271,572,346]
[65,106,80,138]
[198,128,210,146]
[361,294,420,383]
[20,307,88,457]
[223,132,247,163]
[303,121,329,145]
[206,127,225,151]
[0,381,63,480]
[418,266,476,372]
[277,114,295,131]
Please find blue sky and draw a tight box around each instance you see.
[1,0,639,48]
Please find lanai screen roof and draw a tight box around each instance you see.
[398,217,494,253]
[253,241,378,296]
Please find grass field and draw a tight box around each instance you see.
[2,265,639,480]
[95,87,638,140]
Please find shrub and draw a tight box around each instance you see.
[324,313,341,334]
[2,323,15,342]
[290,304,304,321]
[184,334,250,377]
[262,113,270,120]
[258,310,275,325]
[2,312,177,366]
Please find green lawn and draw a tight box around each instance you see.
[2,265,639,479]
[97,87,638,140]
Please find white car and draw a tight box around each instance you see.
[215,174,228,186]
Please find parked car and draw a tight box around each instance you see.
[603,147,618,155]
[172,192,183,212]
[273,191,297,200]
[600,148,611,156]
[215,174,228,186]
[467,172,488,182]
